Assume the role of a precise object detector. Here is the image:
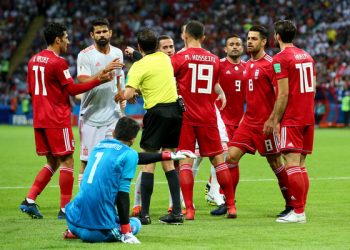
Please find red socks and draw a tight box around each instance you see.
[273,165,291,207]
[28,165,54,200]
[179,164,194,209]
[227,162,240,195]
[286,166,305,213]
[59,167,74,209]
[215,163,235,208]
[300,166,309,206]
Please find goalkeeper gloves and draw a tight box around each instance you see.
[161,151,197,161]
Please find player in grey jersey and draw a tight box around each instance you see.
[77,18,125,188]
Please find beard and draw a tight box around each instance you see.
[228,53,240,61]
[96,38,109,46]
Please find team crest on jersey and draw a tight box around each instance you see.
[96,62,101,67]
[235,66,238,71]
[63,69,71,79]
[250,64,254,68]
[254,69,260,79]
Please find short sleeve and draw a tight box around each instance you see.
[126,62,142,90]
[77,52,92,77]
[311,57,317,76]
[272,56,288,80]
[213,57,220,84]
[171,55,180,76]
[55,58,74,87]
[27,62,32,95]
[121,149,138,179]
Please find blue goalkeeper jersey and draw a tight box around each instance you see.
[65,138,138,229]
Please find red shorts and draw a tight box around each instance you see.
[228,121,280,156]
[280,125,314,154]
[178,124,223,157]
[225,124,239,142]
[34,127,75,156]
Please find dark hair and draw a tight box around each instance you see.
[274,20,296,43]
[185,20,205,40]
[158,35,172,45]
[249,25,269,41]
[90,18,111,32]
[114,117,140,141]
[225,34,242,44]
[44,22,67,46]
[137,27,158,54]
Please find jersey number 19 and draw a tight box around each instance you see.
[188,63,213,94]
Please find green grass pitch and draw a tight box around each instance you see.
[0,125,349,249]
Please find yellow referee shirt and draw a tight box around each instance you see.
[127,51,178,109]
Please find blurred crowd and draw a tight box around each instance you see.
[1,0,349,120]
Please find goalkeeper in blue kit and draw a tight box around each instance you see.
[64,117,195,244]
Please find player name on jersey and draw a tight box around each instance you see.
[96,142,123,151]
[33,56,49,64]
[294,53,308,60]
[185,54,216,63]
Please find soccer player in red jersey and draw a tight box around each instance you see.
[219,35,246,141]
[171,20,236,220]
[264,20,316,223]
[19,22,115,219]
[210,34,247,215]
[226,25,291,218]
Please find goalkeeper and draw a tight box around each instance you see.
[64,117,195,243]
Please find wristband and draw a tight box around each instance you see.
[161,151,172,161]
[120,223,131,234]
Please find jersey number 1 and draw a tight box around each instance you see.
[32,66,47,96]
[87,152,104,184]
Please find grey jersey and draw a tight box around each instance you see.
[77,44,123,126]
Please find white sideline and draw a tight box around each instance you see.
[1,176,349,190]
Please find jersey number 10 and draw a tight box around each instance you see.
[295,62,314,93]
[32,66,47,96]
[188,63,213,94]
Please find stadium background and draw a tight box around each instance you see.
[0,0,349,126]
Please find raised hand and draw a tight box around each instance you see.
[98,70,114,83]
[114,90,125,103]
[103,58,124,73]
[124,46,135,57]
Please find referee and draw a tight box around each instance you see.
[116,27,183,225]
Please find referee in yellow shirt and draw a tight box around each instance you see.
[116,28,183,225]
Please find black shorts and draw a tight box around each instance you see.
[140,102,182,150]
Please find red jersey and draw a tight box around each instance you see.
[27,49,74,128]
[244,53,275,127]
[273,46,315,126]
[218,58,246,126]
[172,48,220,126]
